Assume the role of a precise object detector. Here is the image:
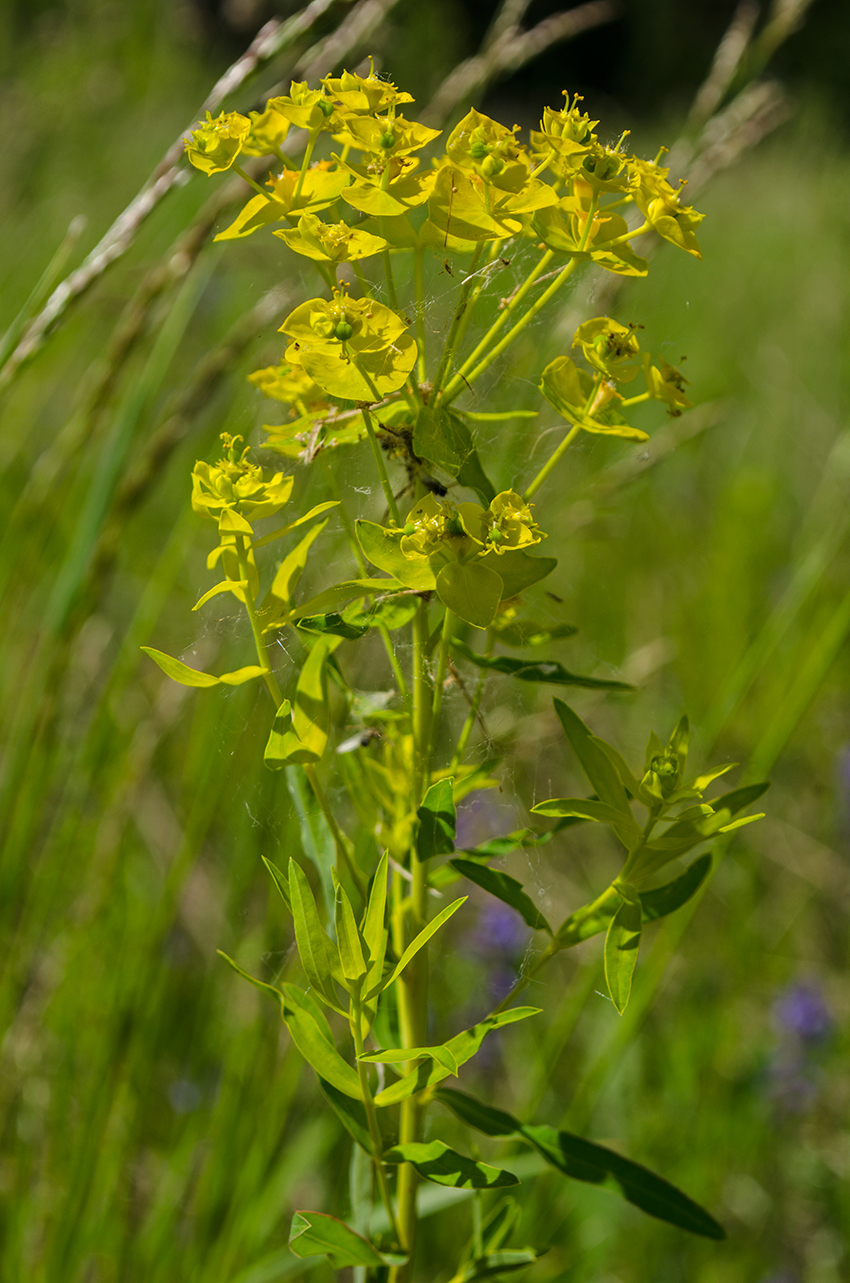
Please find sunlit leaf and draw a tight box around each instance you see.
[289,1211,395,1268]
[604,892,642,1014]
[436,561,502,630]
[383,1140,518,1189]
[141,647,267,688]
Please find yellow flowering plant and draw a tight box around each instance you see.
[142,68,769,1280]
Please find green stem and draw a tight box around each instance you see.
[442,246,553,400]
[383,250,399,310]
[426,608,454,771]
[414,246,426,383]
[431,243,484,398]
[523,423,582,500]
[293,128,319,203]
[620,390,652,408]
[442,257,580,408]
[449,631,493,773]
[361,404,401,524]
[592,220,650,250]
[232,164,271,201]
[352,991,403,1247]
[236,538,281,706]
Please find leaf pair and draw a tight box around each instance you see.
[434,1088,725,1240]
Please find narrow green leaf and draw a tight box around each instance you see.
[281,988,362,1099]
[640,854,712,921]
[604,894,642,1014]
[589,735,644,796]
[217,951,282,1002]
[450,859,551,933]
[368,896,467,999]
[553,700,632,812]
[456,1249,540,1280]
[263,519,329,622]
[433,1088,520,1137]
[261,856,292,914]
[453,640,632,691]
[343,594,419,632]
[334,879,367,982]
[530,797,642,848]
[359,1044,459,1076]
[251,500,339,549]
[140,647,267,689]
[710,781,770,816]
[192,578,247,611]
[416,777,456,860]
[520,1125,725,1239]
[291,577,408,620]
[317,1078,376,1156]
[361,850,389,961]
[297,612,368,640]
[383,1141,518,1189]
[288,858,344,1010]
[374,1008,540,1106]
[288,1211,393,1268]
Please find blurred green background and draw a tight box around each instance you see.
[1,3,848,1282]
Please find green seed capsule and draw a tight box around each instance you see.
[403,523,416,536]
[334,321,354,341]
[480,154,504,179]
[380,131,395,149]
[318,98,335,117]
[470,140,489,160]
[488,527,504,542]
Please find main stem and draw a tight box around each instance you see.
[351,992,402,1247]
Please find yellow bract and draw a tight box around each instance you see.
[184,111,251,174]
[248,361,327,411]
[275,213,389,263]
[540,356,648,442]
[279,289,417,401]
[643,355,693,416]
[191,437,294,528]
[322,66,414,115]
[573,317,641,383]
[242,105,290,157]
[267,83,342,132]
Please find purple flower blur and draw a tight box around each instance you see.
[773,982,832,1043]
[472,902,529,956]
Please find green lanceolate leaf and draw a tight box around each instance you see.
[373,1008,540,1106]
[604,892,642,1014]
[530,797,643,849]
[711,781,770,816]
[261,856,292,913]
[640,854,712,921]
[450,859,551,933]
[436,561,503,630]
[455,1249,541,1280]
[359,1044,459,1076]
[217,951,282,1002]
[433,1088,521,1137]
[367,896,467,999]
[334,878,367,983]
[141,647,267,688]
[318,1078,376,1156]
[416,777,456,860]
[553,700,632,813]
[263,519,329,625]
[361,850,389,963]
[291,577,408,620]
[289,1211,402,1268]
[383,1141,518,1189]
[281,985,362,1099]
[452,640,632,691]
[296,611,368,640]
[520,1126,725,1239]
[343,594,419,632]
[288,859,344,1010]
